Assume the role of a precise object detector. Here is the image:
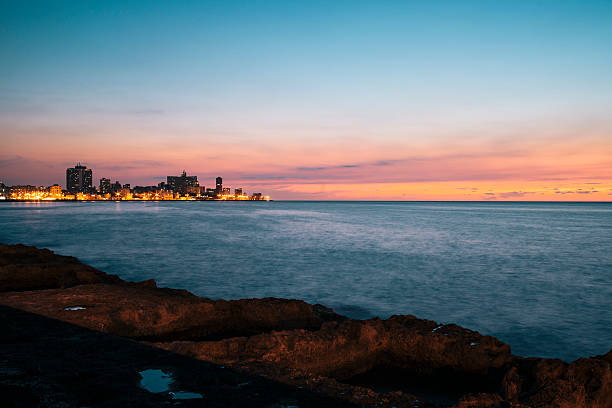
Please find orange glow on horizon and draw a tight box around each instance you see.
[267,181,612,201]
[2,124,611,201]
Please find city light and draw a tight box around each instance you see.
[0,166,270,202]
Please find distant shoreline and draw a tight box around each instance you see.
[0,199,273,203]
[1,199,610,203]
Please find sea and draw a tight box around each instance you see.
[1,201,610,362]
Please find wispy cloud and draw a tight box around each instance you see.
[0,155,54,169]
[94,160,169,171]
[498,191,536,198]
[555,190,599,194]
[295,166,327,171]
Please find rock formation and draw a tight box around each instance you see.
[0,243,121,291]
[1,244,610,407]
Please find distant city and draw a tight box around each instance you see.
[0,163,270,201]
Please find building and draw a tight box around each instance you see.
[0,182,7,199]
[99,178,111,194]
[119,187,132,199]
[10,185,45,200]
[215,177,223,194]
[234,188,243,196]
[49,184,62,197]
[12,185,43,193]
[66,163,92,193]
[188,186,206,196]
[167,171,199,195]
[133,185,158,194]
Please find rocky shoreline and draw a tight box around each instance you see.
[1,244,610,407]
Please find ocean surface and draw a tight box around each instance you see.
[1,201,611,362]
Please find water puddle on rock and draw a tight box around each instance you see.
[171,391,205,399]
[64,306,86,311]
[138,369,203,400]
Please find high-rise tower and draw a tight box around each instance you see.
[99,178,111,194]
[215,177,223,194]
[66,163,92,193]
[166,170,199,195]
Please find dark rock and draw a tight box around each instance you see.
[0,305,355,407]
[155,317,511,381]
[513,356,612,408]
[0,244,122,291]
[0,243,610,407]
[601,349,612,365]
[0,283,341,341]
[135,278,157,288]
[500,366,521,400]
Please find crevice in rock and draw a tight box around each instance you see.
[343,364,505,406]
[134,323,326,343]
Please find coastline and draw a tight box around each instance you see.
[0,199,272,203]
[1,243,610,407]
[1,200,611,203]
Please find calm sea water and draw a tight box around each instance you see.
[1,201,611,361]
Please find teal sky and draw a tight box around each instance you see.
[1,1,612,200]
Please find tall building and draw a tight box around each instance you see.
[99,178,111,194]
[167,170,199,195]
[215,177,223,194]
[234,188,243,196]
[0,181,8,199]
[66,163,92,193]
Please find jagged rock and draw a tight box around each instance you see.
[0,305,354,408]
[0,283,342,341]
[501,366,521,400]
[0,243,610,407]
[453,393,505,408]
[154,316,511,381]
[0,244,122,291]
[511,356,612,408]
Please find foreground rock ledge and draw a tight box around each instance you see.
[1,244,611,408]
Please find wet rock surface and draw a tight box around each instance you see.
[1,244,610,407]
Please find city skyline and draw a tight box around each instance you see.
[1,1,612,200]
[1,164,267,201]
[2,164,251,194]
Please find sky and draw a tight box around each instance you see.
[1,0,611,200]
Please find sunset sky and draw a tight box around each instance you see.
[1,0,611,200]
